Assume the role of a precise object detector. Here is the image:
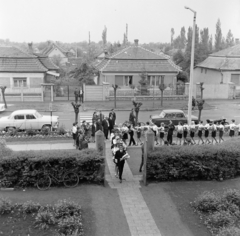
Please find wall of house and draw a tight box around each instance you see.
[194,67,223,84]
[0,72,44,102]
[48,48,68,64]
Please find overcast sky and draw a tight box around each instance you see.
[0,0,239,44]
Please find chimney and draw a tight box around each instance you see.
[28,42,33,54]
[134,39,139,46]
[235,38,239,44]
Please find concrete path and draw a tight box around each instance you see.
[105,141,162,236]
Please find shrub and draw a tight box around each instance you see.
[20,200,41,214]
[0,149,104,188]
[222,189,240,208]
[41,126,51,136]
[35,206,56,229]
[57,125,67,135]
[0,197,13,215]
[0,139,12,158]
[217,226,240,236]
[147,137,240,182]
[26,129,36,136]
[192,191,221,213]
[205,210,236,229]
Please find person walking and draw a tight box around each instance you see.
[99,111,104,123]
[152,124,159,145]
[167,120,175,145]
[128,124,136,146]
[112,139,119,178]
[114,144,129,183]
[72,122,78,146]
[129,108,136,126]
[92,111,98,124]
[74,88,80,103]
[190,121,196,145]
[176,122,183,145]
[102,117,109,139]
[139,143,144,172]
[158,123,165,146]
[229,119,236,137]
[109,109,116,125]
[218,122,224,143]
[211,122,218,144]
[96,118,103,132]
[91,121,96,143]
[183,123,189,144]
[135,122,143,145]
[197,121,204,145]
[121,124,129,144]
[108,114,115,136]
[204,120,211,144]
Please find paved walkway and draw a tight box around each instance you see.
[105,141,162,236]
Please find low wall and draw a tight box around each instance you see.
[106,95,188,101]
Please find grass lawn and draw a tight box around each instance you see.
[141,178,240,236]
[0,185,131,236]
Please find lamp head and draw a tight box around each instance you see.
[184,6,189,9]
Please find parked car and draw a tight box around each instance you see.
[151,109,199,127]
[207,118,229,125]
[0,104,5,112]
[0,110,59,131]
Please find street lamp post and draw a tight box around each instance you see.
[185,6,197,126]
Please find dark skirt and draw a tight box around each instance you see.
[198,130,202,138]
[219,130,223,138]
[190,131,195,138]
[153,130,157,136]
[183,131,188,138]
[205,130,209,138]
[123,133,128,139]
[137,131,141,139]
[177,133,182,139]
[211,131,216,138]
[229,130,235,137]
[160,132,164,139]
[73,133,77,140]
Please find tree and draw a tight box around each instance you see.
[0,86,7,108]
[171,28,175,46]
[158,76,166,107]
[138,69,149,95]
[102,26,107,48]
[132,101,142,124]
[112,84,119,108]
[177,71,188,83]
[71,102,81,123]
[180,27,186,49]
[215,19,223,52]
[199,82,204,99]
[196,99,205,121]
[226,30,234,48]
[69,62,98,85]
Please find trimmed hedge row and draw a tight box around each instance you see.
[0,149,104,188]
[147,137,240,181]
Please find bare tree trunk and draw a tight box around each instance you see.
[0,87,7,108]
[114,88,116,108]
[198,109,202,122]
[161,91,163,107]
[136,111,139,124]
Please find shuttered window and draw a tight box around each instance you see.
[115,75,123,86]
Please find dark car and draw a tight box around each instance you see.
[151,109,199,127]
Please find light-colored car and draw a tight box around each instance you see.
[0,109,59,131]
[0,104,5,112]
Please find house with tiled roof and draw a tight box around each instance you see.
[194,43,240,98]
[95,40,181,90]
[0,46,59,102]
[41,42,69,65]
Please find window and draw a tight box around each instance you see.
[115,75,124,86]
[147,76,161,86]
[176,113,184,118]
[13,78,27,88]
[231,74,240,85]
[124,76,133,86]
[26,114,36,119]
[14,115,24,120]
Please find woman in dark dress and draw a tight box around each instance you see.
[128,124,136,146]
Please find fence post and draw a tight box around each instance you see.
[143,130,155,186]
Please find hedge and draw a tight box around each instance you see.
[0,149,104,188]
[147,137,240,182]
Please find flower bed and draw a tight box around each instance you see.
[147,137,240,182]
[191,189,240,236]
[0,149,104,188]
[0,197,84,236]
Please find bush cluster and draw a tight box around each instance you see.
[0,139,12,158]
[147,137,240,181]
[0,149,104,188]
[191,189,240,235]
[0,197,84,236]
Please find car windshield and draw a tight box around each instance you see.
[159,112,165,118]
[35,111,42,118]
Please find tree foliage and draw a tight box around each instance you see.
[69,62,98,85]
[215,19,223,52]
[102,26,107,47]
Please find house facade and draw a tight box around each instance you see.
[41,42,69,65]
[95,40,181,98]
[194,44,240,99]
[0,46,59,102]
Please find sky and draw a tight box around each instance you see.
[0,0,240,44]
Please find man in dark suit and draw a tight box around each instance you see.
[99,111,104,123]
[96,118,103,132]
[102,117,109,139]
[167,120,175,145]
[108,114,115,135]
[91,121,96,142]
[109,109,116,125]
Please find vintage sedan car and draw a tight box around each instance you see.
[0,103,6,112]
[0,109,59,131]
[151,109,199,127]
